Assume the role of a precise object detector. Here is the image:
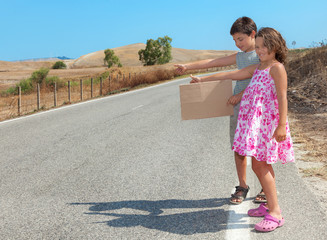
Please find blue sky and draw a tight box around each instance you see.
[1,0,326,61]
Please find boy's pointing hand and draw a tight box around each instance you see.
[190,74,201,83]
[174,64,187,75]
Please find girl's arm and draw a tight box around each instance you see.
[175,53,237,75]
[190,64,257,83]
[270,63,288,142]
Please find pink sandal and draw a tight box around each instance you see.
[248,203,269,217]
[255,214,285,232]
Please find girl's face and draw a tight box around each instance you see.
[232,31,256,52]
[255,37,276,62]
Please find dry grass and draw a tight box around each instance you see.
[0,44,236,91]
[0,62,235,121]
[287,46,327,180]
[287,46,327,113]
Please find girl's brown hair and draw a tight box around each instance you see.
[255,27,288,64]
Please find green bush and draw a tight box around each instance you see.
[1,86,17,96]
[30,68,49,85]
[45,76,65,88]
[17,78,34,93]
[52,61,67,69]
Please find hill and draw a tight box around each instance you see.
[14,56,73,62]
[0,44,236,71]
[68,43,236,68]
[0,44,236,90]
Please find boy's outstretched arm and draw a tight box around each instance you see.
[190,64,257,83]
[175,53,237,75]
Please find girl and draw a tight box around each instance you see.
[176,16,264,204]
[190,27,295,232]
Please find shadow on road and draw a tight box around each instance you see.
[70,198,250,235]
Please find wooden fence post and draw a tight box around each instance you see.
[100,77,103,96]
[18,86,21,115]
[54,82,57,107]
[80,79,83,101]
[91,78,93,98]
[68,81,71,102]
[37,83,40,110]
[108,76,111,93]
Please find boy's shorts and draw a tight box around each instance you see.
[230,103,240,148]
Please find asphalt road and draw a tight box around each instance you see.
[0,76,326,239]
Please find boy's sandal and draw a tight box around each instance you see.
[254,189,267,203]
[255,214,285,232]
[248,203,269,217]
[229,185,250,205]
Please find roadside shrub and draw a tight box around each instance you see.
[1,86,17,96]
[30,68,49,85]
[45,76,65,88]
[52,61,67,69]
[17,78,34,93]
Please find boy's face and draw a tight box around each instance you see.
[232,31,256,52]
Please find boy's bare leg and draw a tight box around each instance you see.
[230,152,248,203]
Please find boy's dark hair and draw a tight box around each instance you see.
[230,17,257,36]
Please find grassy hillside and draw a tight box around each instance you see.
[69,43,236,68]
[0,44,236,90]
[287,45,327,180]
[287,46,327,113]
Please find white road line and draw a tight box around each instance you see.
[225,157,252,240]
[132,105,144,111]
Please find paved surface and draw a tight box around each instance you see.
[0,77,326,239]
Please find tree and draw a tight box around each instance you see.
[52,61,67,69]
[138,35,172,66]
[104,49,122,68]
[292,41,296,49]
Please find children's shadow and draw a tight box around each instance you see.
[70,198,250,235]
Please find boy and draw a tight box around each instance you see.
[175,16,265,204]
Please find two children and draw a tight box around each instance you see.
[175,17,265,205]
[189,27,295,232]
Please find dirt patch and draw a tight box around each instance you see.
[287,46,327,113]
[287,46,327,211]
[287,46,327,172]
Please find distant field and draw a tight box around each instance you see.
[0,43,236,91]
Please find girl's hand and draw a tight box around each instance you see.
[272,125,287,142]
[174,64,187,75]
[227,92,243,105]
[190,74,201,83]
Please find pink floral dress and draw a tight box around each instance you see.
[232,66,295,164]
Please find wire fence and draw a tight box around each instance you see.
[0,65,236,121]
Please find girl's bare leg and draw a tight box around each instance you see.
[251,157,282,219]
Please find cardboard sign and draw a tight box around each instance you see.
[179,80,234,120]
